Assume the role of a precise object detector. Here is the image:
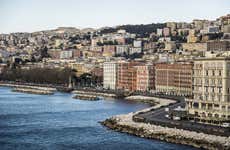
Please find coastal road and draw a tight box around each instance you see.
[135,98,230,137]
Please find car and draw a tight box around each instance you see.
[221,123,230,128]
[165,107,169,112]
[165,114,169,118]
[172,116,181,121]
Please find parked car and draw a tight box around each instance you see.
[172,116,181,121]
[221,123,230,128]
[165,107,169,112]
[165,114,169,118]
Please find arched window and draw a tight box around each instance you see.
[214,114,219,118]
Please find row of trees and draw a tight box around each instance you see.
[0,67,103,87]
[0,67,72,85]
[100,23,166,38]
[75,73,103,87]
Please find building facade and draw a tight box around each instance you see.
[116,45,129,55]
[155,62,193,96]
[182,43,207,52]
[103,61,117,90]
[136,64,155,92]
[117,61,142,91]
[207,40,230,51]
[186,57,230,123]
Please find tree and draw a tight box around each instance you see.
[40,46,49,59]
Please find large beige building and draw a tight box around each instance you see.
[186,57,230,123]
[182,43,207,52]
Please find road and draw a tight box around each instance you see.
[134,98,230,137]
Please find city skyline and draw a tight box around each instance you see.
[0,0,229,33]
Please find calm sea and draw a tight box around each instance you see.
[0,87,197,150]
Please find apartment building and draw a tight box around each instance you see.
[155,62,193,96]
[136,63,155,92]
[116,45,129,55]
[103,61,117,90]
[117,61,142,91]
[186,57,230,123]
[207,40,230,51]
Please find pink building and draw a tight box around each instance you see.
[73,49,82,58]
[103,45,116,57]
[48,49,61,59]
[163,27,171,37]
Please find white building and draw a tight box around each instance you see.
[157,29,163,36]
[116,45,129,55]
[133,40,142,48]
[103,61,117,90]
[129,47,142,55]
[60,50,73,59]
[207,26,220,33]
[117,29,126,34]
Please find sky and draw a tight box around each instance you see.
[0,0,229,33]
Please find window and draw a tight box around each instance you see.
[205,79,209,85]
[222,105,226,110]
[201,103,206,109]
[206,70,208,76]
[218,79,222,85]
[219,88,222,93]
[212,70,215,76]
[219,70,222,76]
[208,113,212,117]
[214,104,219,108]
[195,111,199,117]
[214,114,219,118]
[213,79,215,85]
[208,104,212,110]
[205,95,208,100]
[193,102,199,108]
[211,95,215,101]
[218,95,221,101]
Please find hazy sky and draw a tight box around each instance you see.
[0,0,229,33]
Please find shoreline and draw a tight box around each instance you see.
[0,83,56,91]
[0,82,56,95]
[0,81,73,93]
[1,81,229,149]
[101,99,230,150]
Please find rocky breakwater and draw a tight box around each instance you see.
[101,97,230,150]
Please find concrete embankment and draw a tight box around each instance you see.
[72,90,119,99]
[12,88,54,95]
[0,83,56,95]
[73,94,101,101]
[101,98,230,150]
[0,83,56,91]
